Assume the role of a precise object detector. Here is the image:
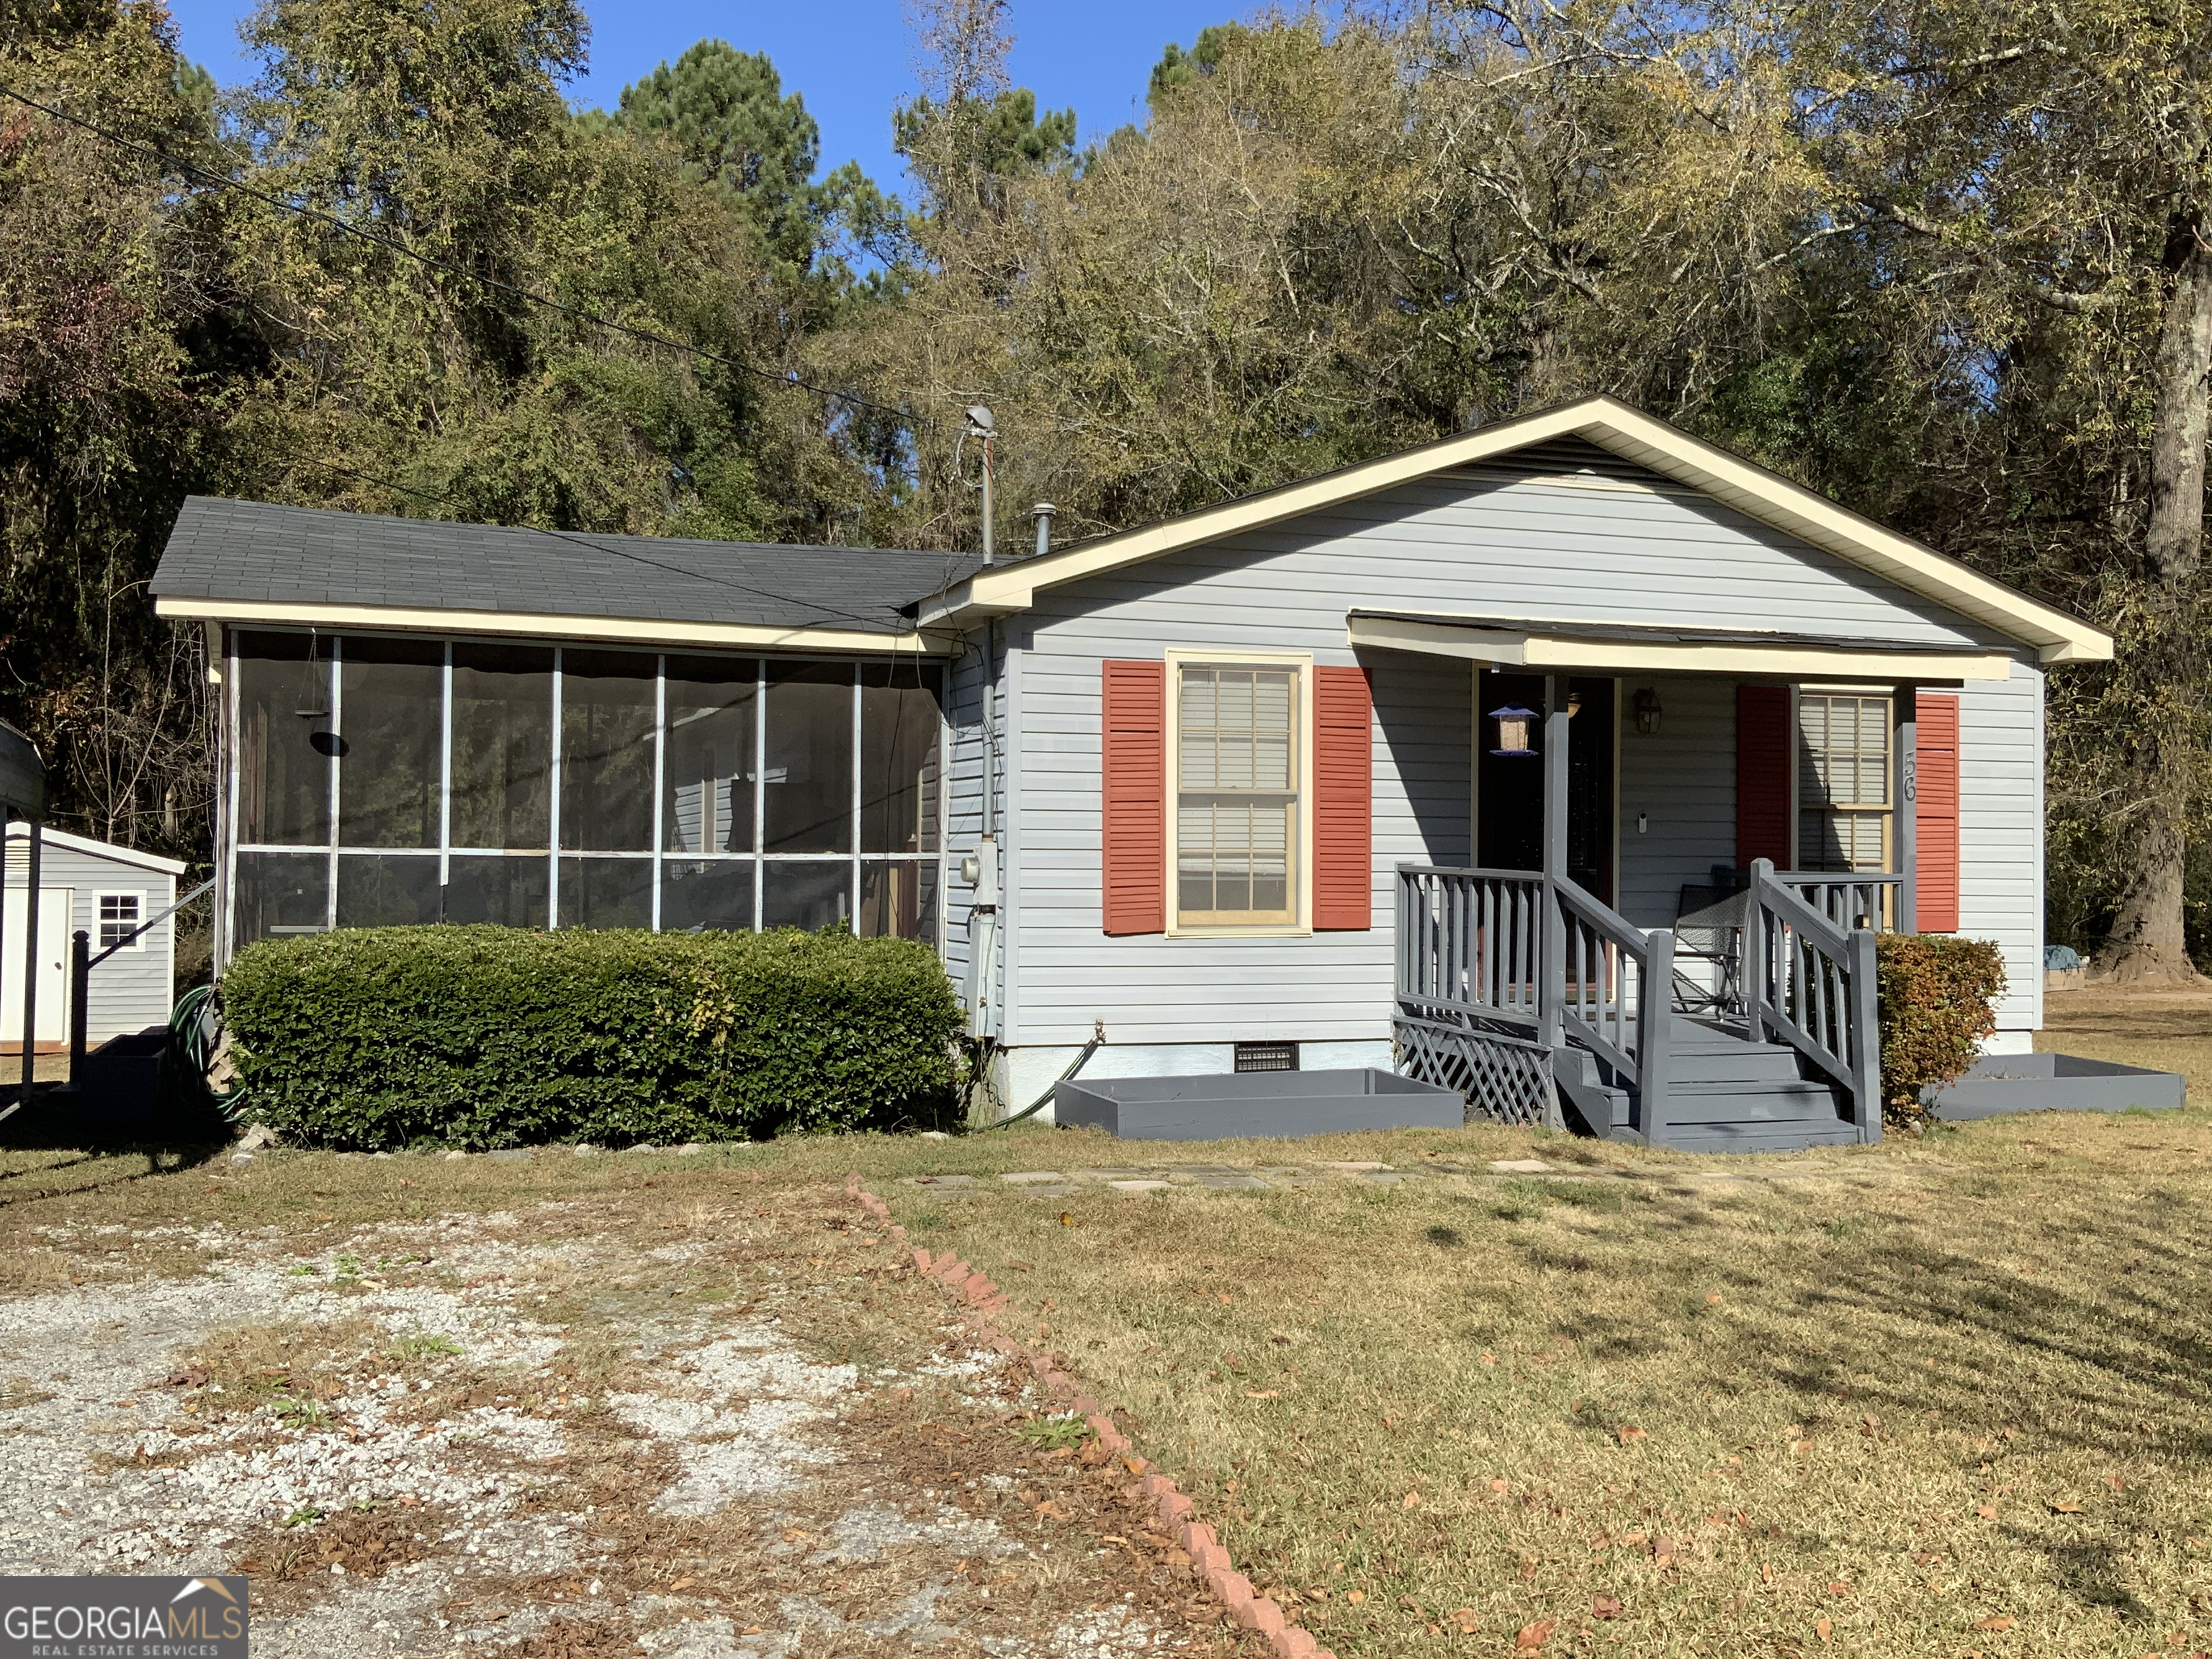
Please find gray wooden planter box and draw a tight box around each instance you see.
[1054,1069,1463,1141]
[1921,1053,2185,1120]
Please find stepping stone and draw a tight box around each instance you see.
[1066,1169,1153,1183]
[1319,1161,1389,1172]
[1106,1179,1172,1192]
[1192,1175,1271,1190]
[998,1172,1069,1184]
[1488,1159,1552,1174]
[1357,1171,1419,1184]
[905,1174,977,1187]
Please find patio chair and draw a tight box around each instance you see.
[1671,883,1749,1017]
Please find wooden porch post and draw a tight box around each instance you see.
[1539,676,1569,1128]
[1894,687,1917,932]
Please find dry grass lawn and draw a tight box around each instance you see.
[4,986,2210,1658]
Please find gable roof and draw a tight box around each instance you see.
[917,395,2113,665]
[151,498,980,654]
[5,822,186,876]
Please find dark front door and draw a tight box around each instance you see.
[1475,673,1614,904]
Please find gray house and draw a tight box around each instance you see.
[4,824,184,1051]
[152,397,2112,1150]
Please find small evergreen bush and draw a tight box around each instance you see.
[1874,932,2008,1127]
[221,925,963,1149]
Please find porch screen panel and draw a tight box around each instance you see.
[664,657,757,854]
[1176,665,1298,926]
[860,664,943,853]
[1797,693,1892,871]
[763,662,853,854]
[450,645,553,850]
[559,650,657,852]
[444,853,549,927]
[336,853,443,927]
[235,633,332,846]
[233,850,329,945]
[338,636,443,847]
[762,860,851,930]
[662,859,756,931]
[559,855,654,930]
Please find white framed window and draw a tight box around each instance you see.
[98,892,145,952]
[1167,651,1312,933]
[1797,693,1892,872]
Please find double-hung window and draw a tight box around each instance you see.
[1797,693,1892,872]
[1173,661,1302,928]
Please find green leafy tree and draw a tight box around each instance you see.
[0,0,228,856]
[613,40,822,271]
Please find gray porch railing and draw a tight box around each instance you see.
[1395,864,1671,1138]
[1745,858,1881,1142]
[1398,860,1881,1142]
[1781,873,1905,933]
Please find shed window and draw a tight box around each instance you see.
[98,894,143,951]
[1798,694,1892,873]
[1175,664,1300,927]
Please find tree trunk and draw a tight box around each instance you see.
[2094,210,2212,982]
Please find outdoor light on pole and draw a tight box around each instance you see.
[964,404,997,565]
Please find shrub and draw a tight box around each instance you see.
[1874,932,2007,1127]
[221,925,963,1150]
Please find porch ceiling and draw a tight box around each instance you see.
[1344,609,2018,682]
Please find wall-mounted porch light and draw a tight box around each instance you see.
[1488,703,1539,757]
[1632,686,1663,736]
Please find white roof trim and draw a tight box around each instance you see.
[5,822,188,876]
[918,396,2112,665]
[154,596,953,657]
[1346,613,2015,682]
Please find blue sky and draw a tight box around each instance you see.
[163,1,1236,194]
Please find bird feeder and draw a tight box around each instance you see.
[1488,703,1539,757]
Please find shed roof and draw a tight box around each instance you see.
[4,823,187,876]
[150,498,981,652]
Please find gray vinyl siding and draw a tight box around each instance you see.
[1955,661,2044,1033]
[4,838,177,1042]
[1614,676,1737,932]
[998,451,2042,1051]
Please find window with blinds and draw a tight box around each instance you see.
[1175,664,1299,925]
[1797,693,1892,872]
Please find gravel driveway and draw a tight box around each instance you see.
[0,1157,1226,1658]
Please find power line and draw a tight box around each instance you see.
[0,80,932,432]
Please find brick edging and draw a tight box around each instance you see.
[845,1178,1334,1659]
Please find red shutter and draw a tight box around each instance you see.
[1102,660,1166,935]
[1313,665,1375,930]
[1915,693,1961,932]
[1736,685,1791,869]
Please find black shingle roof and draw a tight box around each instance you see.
[150,498,980,634]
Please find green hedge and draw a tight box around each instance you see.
[1874,932,2008,1128]
[221,925,964,1149]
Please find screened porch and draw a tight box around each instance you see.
[220,630,946,965]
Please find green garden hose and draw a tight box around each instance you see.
[976,1021,1104,1132]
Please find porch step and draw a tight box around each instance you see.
[1653,1118,1863,1154]
[1668,1045,1806,1086]
[1660,1081,1843,1125]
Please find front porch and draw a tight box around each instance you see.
[1361,626,1960,1148]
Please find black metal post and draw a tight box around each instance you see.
[68,929,89,1087]
[17,820,40,1102]
[1894,686,1917,933]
